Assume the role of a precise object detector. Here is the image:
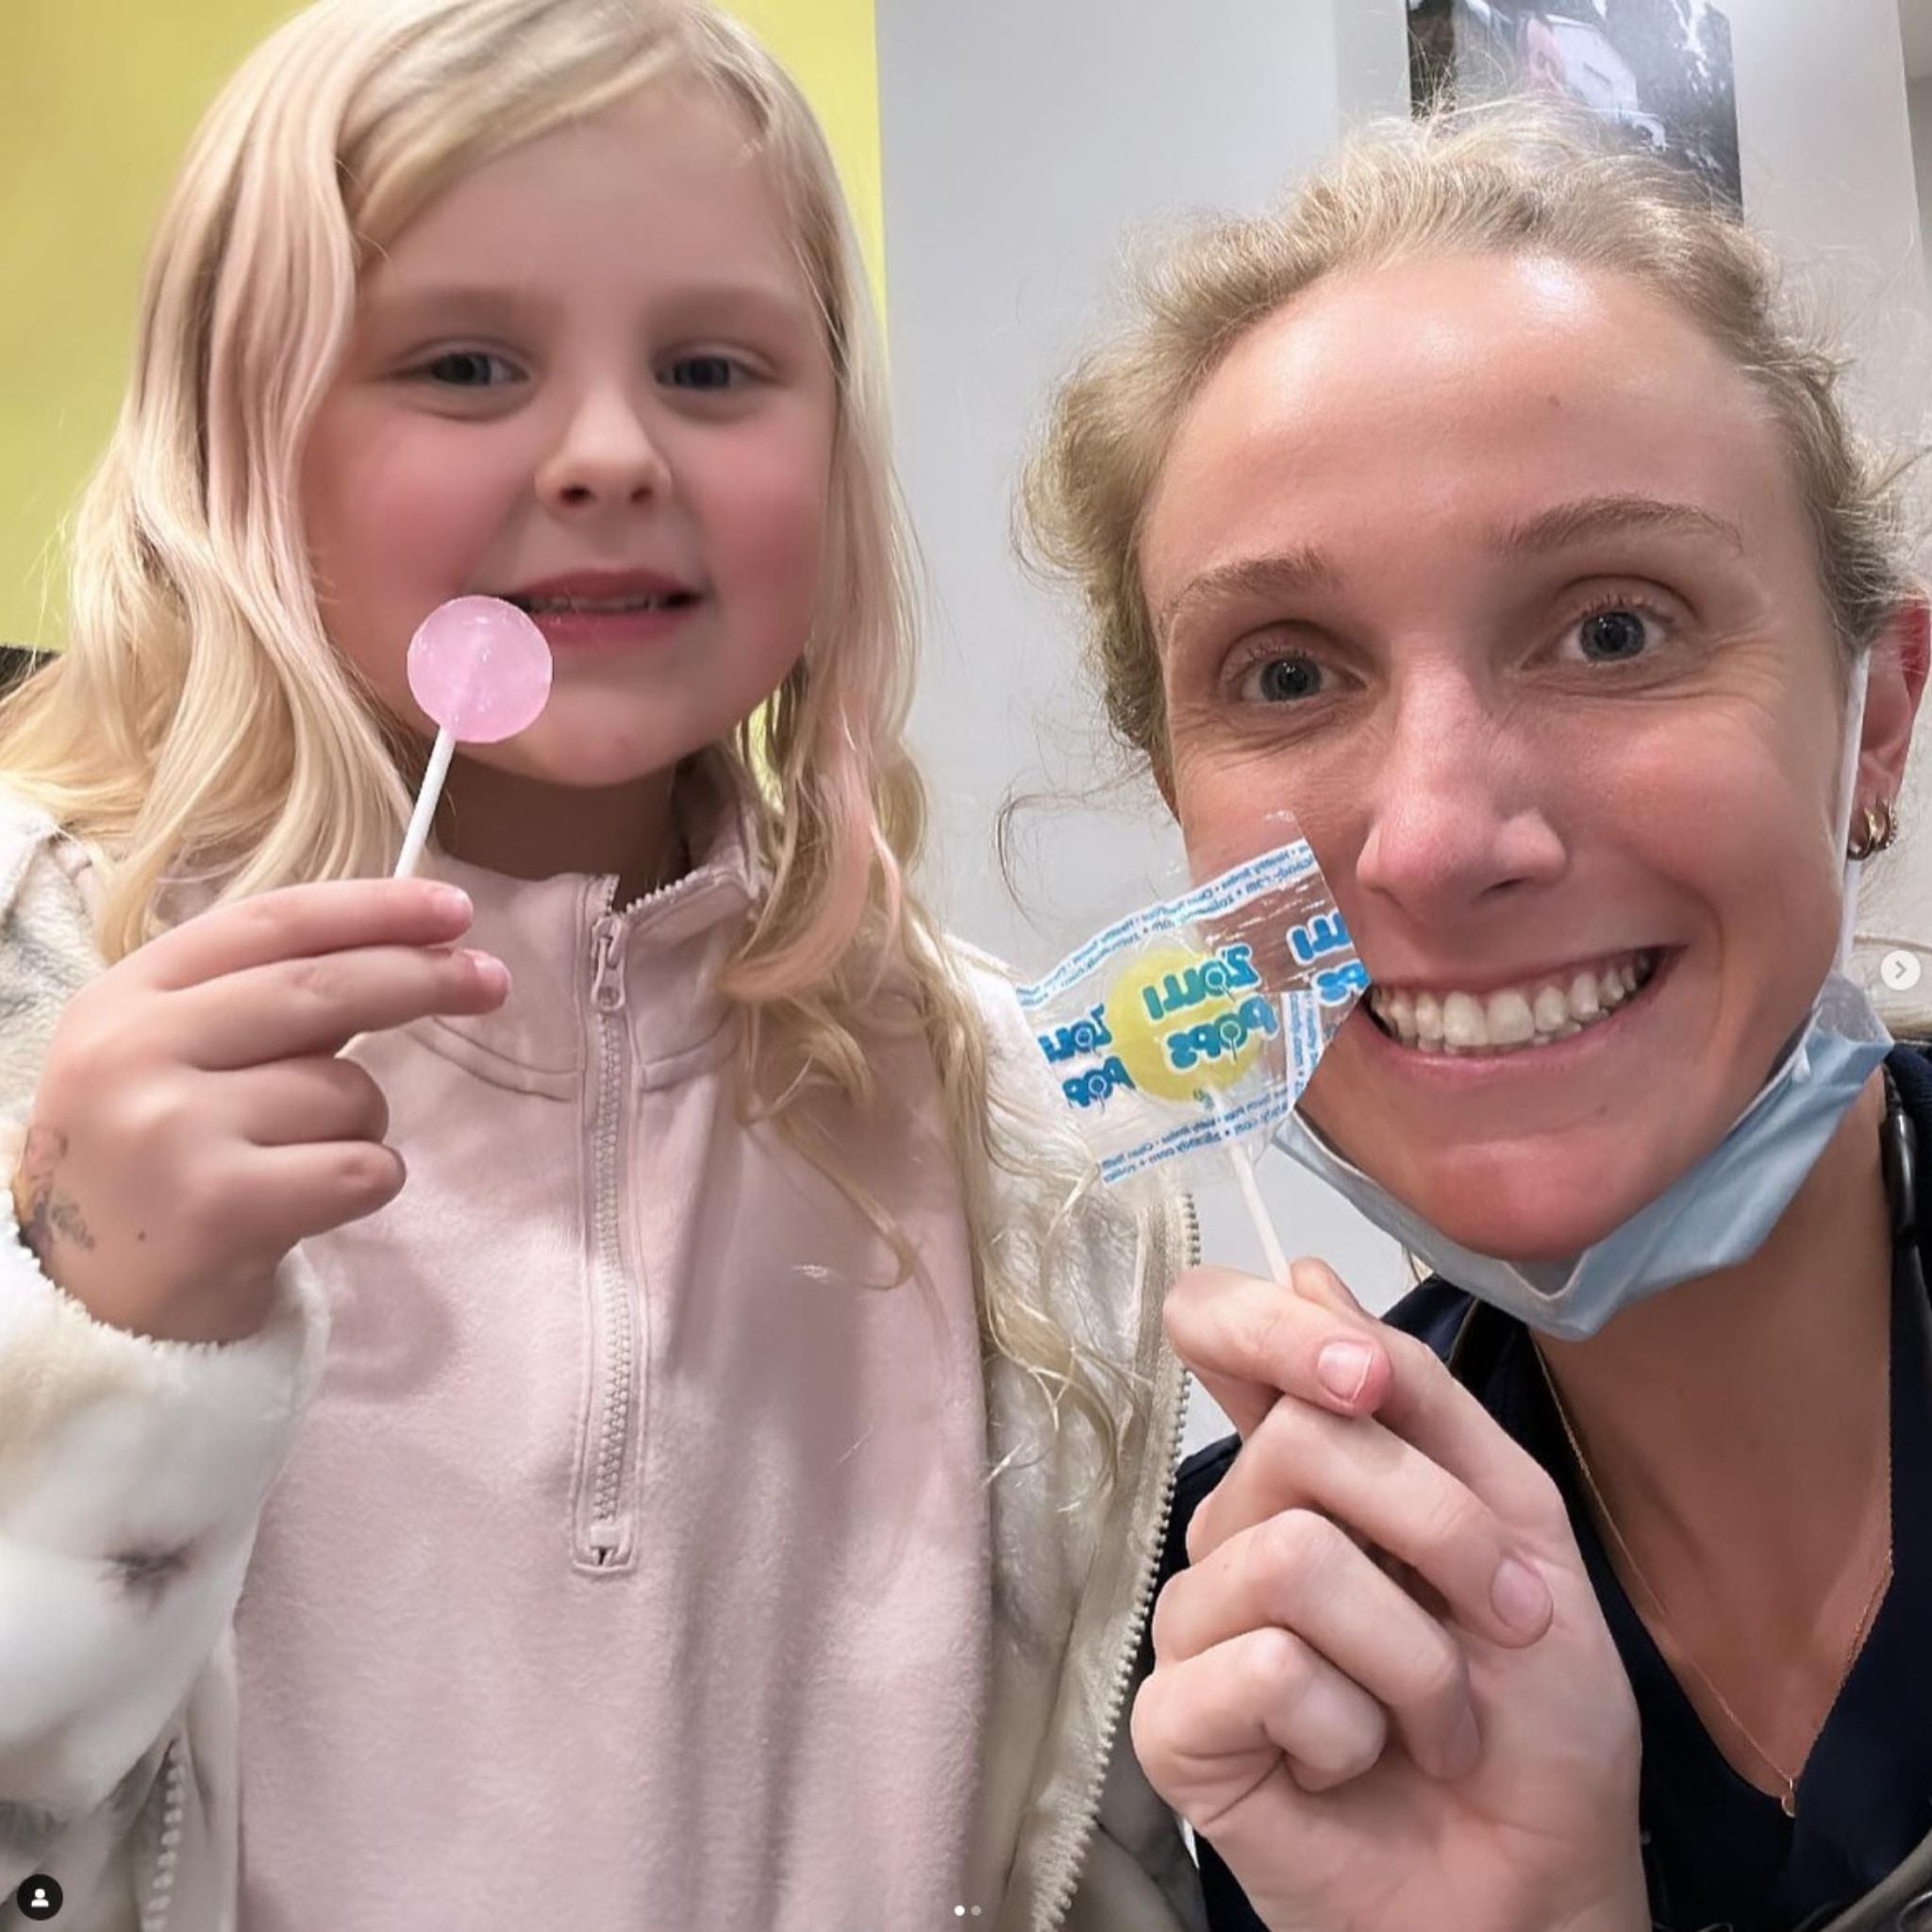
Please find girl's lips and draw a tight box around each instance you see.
[520,598,703,653]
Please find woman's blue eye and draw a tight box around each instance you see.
[423,350,518,389]
[1250,656,1324,703]
[1576,608,1651,662]
[666,355,744,392]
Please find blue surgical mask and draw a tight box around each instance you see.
[1272,657,1895,1341]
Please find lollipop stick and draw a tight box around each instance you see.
[1204,1089,1291,1285]
[1228,1139,1291,1286]
[395,726,456,879]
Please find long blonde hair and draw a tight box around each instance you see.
[0,0,1130,1463]
[1024,105,1916,788]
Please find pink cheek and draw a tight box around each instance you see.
[692,425,832,533]
[728,475,828,551]
[341,411,513,538]
[1178,781,1269,872]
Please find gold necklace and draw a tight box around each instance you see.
[1531,1344,1892,1819]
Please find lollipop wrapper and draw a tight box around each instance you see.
[1016,833,1366,1190]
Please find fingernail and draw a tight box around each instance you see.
[1315,1340,1375,1405]
[1491,1555,1553,1636]
[465,950,510,994]
[431,884,474,918]
[1440,1704,1481,1780]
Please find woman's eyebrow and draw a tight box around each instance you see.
[1157,495,1745,641]
[1159,547,1338,637]
[1499,493,1747,556]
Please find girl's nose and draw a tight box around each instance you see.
[536,387,671,511]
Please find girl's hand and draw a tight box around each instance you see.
[1134,1260,1647,1932]
[11,878,508,1344]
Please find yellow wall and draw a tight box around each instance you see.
[0,0,884,648]
[726,0,887,305]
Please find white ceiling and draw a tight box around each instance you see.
[1903,0,1932,81]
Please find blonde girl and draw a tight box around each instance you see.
[0,4,1201,1926]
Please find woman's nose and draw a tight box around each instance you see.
[1353,680,1567,924]
[535,386,671,511]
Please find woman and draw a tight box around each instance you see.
[1024,108,1929,1932]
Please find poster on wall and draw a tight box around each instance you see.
[1407,0,1742,208]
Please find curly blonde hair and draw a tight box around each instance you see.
[1024,105,1916,790]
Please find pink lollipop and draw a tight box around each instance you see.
[408,595,552,743]
[393,596,554,876]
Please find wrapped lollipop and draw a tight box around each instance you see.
[1017,821,1367,1277]
[394,596,554,876]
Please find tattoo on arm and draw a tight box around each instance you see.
[10,1123,94,1267]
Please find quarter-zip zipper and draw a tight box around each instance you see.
[573,854,723,1566]
[577,896,640,1566]
[1035,1191,1202,1931]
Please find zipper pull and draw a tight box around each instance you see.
[591,914,628,1012]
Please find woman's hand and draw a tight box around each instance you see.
[11,877,508,1344]
[1134,1260,1647,1932]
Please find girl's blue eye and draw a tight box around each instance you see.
[1243,655,1324,703]
[665,355,745,392]
[1574,607,1652,662]
[422,350,519,389]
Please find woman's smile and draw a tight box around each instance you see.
[1364,946,1666,1057]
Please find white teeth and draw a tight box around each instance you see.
[1441,991,1488,1050]
[521,593,683,614]
[1368,951,1657,1057]
[1486,990,1536,1046]
[1533,985,1570,1035]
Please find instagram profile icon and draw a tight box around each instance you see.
[14,1874,63,1920]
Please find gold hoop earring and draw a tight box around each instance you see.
[1848,797,1899,860]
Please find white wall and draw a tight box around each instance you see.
[1732,13,1932,1024]
[877,0,1932,1457]
[1907,75,1932,271]
[876,0,1416,1457]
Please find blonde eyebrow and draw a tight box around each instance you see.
[355,282,556,335]
[1158,493,1744,642]
[362,277,815,337]
[1498,493,1746,555]
[1158,547,1338,638]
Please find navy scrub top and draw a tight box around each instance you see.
[1163,1044,1932,1932]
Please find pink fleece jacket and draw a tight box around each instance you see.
[0,771,1202,1932]
[235,769,996,1927]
